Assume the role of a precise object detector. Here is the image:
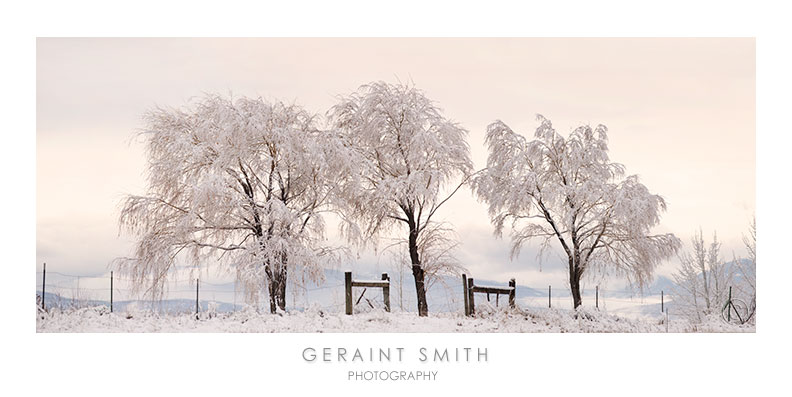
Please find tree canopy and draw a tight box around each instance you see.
[117,94,355,312]
[474,115,680,308]
[330,81,473,315]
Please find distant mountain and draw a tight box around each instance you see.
[36,291,238,314]
[656,258,754,294]
[648,275,676,295]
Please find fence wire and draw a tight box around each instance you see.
[36,268,671,317]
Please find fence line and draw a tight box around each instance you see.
[37,265,671,316]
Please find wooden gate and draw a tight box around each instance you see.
[345,271,391,315]
[462,274,516,316]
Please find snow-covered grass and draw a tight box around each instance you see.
[36,304,754,333]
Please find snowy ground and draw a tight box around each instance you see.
[36,304,754,333]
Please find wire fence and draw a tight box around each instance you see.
[35,269,353,314]
[35,266,672,318]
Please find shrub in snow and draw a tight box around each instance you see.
[206,301,220,319]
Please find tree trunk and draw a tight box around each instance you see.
[570,271,582,309]
[267,264,288,314]
[701,266,711,313]
[411,265,429,317]
[278,267,287,311]
[568,230,584,310]
[408,225,429,317]
[568,254,583,309]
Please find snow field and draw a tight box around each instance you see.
[36,304,754,333]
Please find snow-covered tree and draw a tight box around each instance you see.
[474,115,680,309]
[330,81,473,316]
[116,94,355,313]
[725,217,757,324]
[672,251,705,322]
[671,229,733,321]
[737,217,756,301]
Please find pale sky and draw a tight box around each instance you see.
[36,38,755,290]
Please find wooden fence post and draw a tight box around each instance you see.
[595,285,599,310]
[661,290,664,313]
[468,277,475,316]
[41,263,46,311]
[548,285,552,308]
[462,274,469,316]
[345,271,353,315]
[382,273,391,312]
[508,278,516,308]
[195,278,199,315]
[666,308,669,332]
[110,271,114,313]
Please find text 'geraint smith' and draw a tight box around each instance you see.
[302,347,488,362]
